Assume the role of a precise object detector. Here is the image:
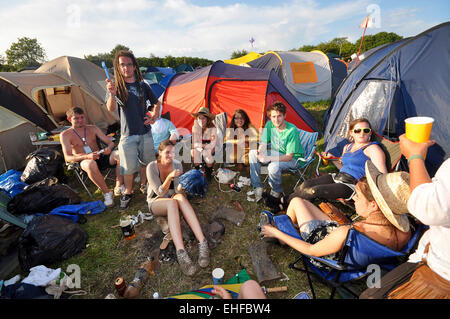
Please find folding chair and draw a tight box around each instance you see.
[289,129,320,191]
[372,132,402,172]
[66,161,93,198]
[271,213,424,299]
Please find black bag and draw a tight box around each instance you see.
[18,215,88,272]
[7,177,81,215]
[21,148,65,184]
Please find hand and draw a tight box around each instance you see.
[399,134,435,159]
[168,169,183,180]
[212,286,232,299]
[105,79,117,96]
[102,147,112,156]
[257,153,270,163]
[85,152,100,160]
[143,116,152,126]
[260,224,278,238]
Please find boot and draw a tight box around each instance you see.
[198,240,210,268]
[176,249,197,276]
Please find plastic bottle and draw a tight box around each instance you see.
[123,260,155,299]
[120,212,136,240]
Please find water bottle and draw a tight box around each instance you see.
[123,260,155,299]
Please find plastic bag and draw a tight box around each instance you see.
[0,169,27,198]
[18,215,88,272]
[20,148,64,184]
[7,177,81,215]
[179,169,207,197]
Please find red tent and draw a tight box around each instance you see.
[161,61,318,133]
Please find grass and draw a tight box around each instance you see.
[17,100,360,299]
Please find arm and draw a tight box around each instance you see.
[94,126,115,155]
[105,79,117,112]
[399,134,434,191]
[365,144,388,173]
[261,224,350,257]
[60,131,97,163]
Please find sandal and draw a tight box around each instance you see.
[160,233,172,250]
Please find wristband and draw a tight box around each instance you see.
[407,154,425,165]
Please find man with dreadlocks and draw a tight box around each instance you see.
[106,50,161,210]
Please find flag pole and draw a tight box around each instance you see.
[355,16,369,67]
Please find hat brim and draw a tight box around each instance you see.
[365,161,410,232]
[190,112,215,120]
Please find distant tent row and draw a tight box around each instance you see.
[323,22,450,176]
[246,50,348,103]
[0,56,117,173]
[161,61,318,134]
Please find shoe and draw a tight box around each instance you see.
[198,240,210,268]
[160,233,172,250]
[104,191,114,207]
[114,185,126,197]
[176,249,197,276]
[120,194,132,210]
[139,183,147,194]
[255,187,263,202]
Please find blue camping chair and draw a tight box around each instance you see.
[271,213,424,299]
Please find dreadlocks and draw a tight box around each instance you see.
[113,50,144,106]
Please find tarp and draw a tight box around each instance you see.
[247,50,347,102]
[323,22,450,176]
[162,61,318,133]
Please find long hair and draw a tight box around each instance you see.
[113,50,144,106]
[229,109,251,130]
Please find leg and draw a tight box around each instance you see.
[249,149,263,189]
[238,280,267,299]
[150,198,185,251]
[172,193,205,243]
[191,148,202,167]
[286,197,331,227]
[110,151,123,189]
[118,136,139,195]
[80,159,110,194]
[138,132,155,188]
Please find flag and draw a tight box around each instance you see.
[359,15,374,29]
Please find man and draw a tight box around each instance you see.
[106,50,161,210]
[249,102,304,202]
[60,107,124,207]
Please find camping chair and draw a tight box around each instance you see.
[263,129,319,191]
[271,213,424,299]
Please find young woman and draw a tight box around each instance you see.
[224,109,259,169]
[292,118,387,201]
[146,139,210,276]
[260,161,412,264]
[190,107,218,181]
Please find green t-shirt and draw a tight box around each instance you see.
[260,121,304,160]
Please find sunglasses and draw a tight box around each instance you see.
[353,128,372,134]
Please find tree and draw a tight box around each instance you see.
[231,49,248,59]
[6,37,47,70]
[84,44,130,68]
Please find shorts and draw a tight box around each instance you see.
[299,220,339,243]
[96,154,116,171]
[118,131,156,175]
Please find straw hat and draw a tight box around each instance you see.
[190,107,215,120]
[365,160,411,232]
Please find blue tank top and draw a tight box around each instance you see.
[339,142,379,180]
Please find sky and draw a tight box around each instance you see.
[0,0,449,62]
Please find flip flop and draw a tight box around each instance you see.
[159,233,172,250]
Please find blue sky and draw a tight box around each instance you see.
[0,0,448,61]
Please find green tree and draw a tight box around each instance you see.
[5,37,47,70]
[84,44,130,68]
[231,49,248,59]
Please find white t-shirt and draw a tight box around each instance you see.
[407,158,450,281]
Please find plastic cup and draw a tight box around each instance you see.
[212,268,224,285]
[405,116,434,143]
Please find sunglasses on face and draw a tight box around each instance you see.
[353,128,372,134]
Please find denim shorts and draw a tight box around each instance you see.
[299,220,339,241]
[118,131,155,175]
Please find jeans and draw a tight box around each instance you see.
[249,149,300,194]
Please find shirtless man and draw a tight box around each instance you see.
[60,107,123,207]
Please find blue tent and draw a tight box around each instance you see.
[149,83,165,99]
[323,22,450,175]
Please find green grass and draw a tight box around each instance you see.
[19,100,362,299]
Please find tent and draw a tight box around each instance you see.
[323,22,450,176]
[34,56,119,130]
[175,64,194,73]
[224,52,262,66]
[246,51,347,102]
[161,61,318,134]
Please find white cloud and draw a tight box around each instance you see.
[0,0,444,62]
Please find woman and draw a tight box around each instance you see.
[293,118,387,201]
[224,109,259,169]
[260,161,412,264]
[146,139,210,276]
[191,107,218,181]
